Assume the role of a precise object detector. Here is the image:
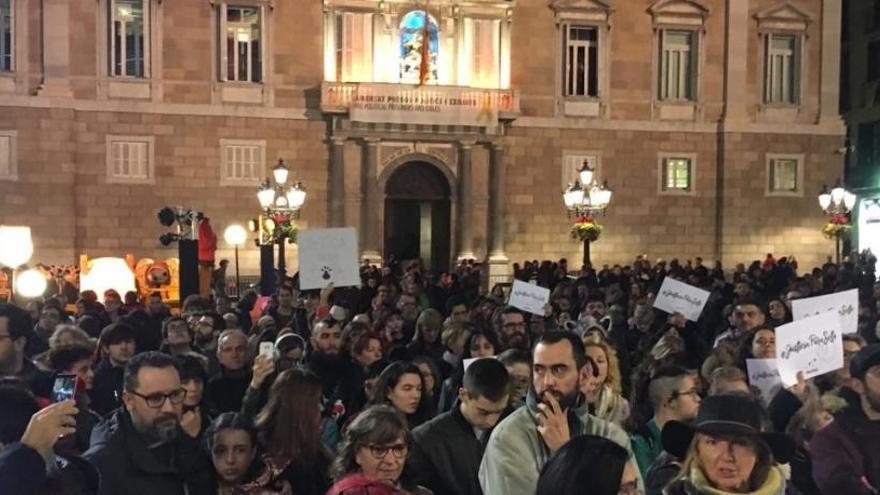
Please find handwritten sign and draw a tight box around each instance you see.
[508,279,550,316]
[791,289,858,335]
[746,359,783,405]
[297,228,361,290]
[775,311,844,386]
[652,277,710,322]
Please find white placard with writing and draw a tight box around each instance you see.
[791,288,858,335]
[508,279,550,316]
[746,358,783,405]
[297,228,361,290]
[775,311,844,386]
[652,277,711,322]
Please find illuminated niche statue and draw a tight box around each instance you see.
[399,11,439,84]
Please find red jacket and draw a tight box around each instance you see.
[327,474,411,495]
[198,219,218,263]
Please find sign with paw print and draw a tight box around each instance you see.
[298,227,361,290]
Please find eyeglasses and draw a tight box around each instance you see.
[366,442,408,459]
[671,388,701,400]
[129,388,187,408]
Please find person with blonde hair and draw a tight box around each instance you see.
[583,334,630,426]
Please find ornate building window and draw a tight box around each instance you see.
[399,11,438,84]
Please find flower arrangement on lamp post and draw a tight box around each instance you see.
[818,181,856,264]
[562,161,612,268]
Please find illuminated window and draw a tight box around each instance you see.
[0,0,12,72]
[399,11,438,84]
[111,0,148,77]
[466,18,500,88]
[219,5,262,83]
[658,154,695,194]
[335,12,373,82]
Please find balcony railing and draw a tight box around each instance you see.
[321,81,520,120]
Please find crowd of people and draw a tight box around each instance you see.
[0,252,879,495]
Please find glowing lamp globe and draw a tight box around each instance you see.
[79,257,137,304]
[0,226,33,267]
[224,224,247,246]
[16,269,47,298]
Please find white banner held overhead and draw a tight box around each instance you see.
[791,288,858,335]
[297,228,361,290]
[652,277,710,322]
[746,358,783,405]
[350,83,500,127]
[775,311,844,386]
[508,279,550,316]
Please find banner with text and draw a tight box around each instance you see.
[652,277,710,322]
[775,311,844,386]
[791,288,858,335]
[350,84,501,127]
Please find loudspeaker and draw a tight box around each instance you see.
[260,244,275,296]
[178,239,199,301]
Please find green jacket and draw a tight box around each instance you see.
[631,419,662,480]
[478,390,642,495]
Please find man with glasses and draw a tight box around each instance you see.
[630,366,701,480]
[0,304,53,398]
[84,351,213,495]
[811,343,880,495]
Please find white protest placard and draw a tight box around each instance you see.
[297,228,361,290]
[791,288,858,335]
[508,279,550,316]
[746,359,783,405]
[775,311,844,386]
[652,277,710,322]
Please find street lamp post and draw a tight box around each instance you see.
[255,159,306,288]
[818,180,857,264]
[562,161,613,268]
[223,224,247,297]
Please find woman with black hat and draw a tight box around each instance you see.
[661,394,795,494]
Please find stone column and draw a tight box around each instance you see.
[457,141,475,261]
[487,142,510,285]
[38,0,74,97]
[819,0,843,125]
[722,0,748,123]
[361,138,382,262]
[328,137,345,227]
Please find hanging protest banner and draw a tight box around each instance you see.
[652,277,710,322]
[297,228,360,290]
[508,279,550,316]
[775,311,844,386]
[791,288,858,335]
[350,83,500,127]
[746,358,783,405]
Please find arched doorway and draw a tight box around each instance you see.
[384,161,451,273]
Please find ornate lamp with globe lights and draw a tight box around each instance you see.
[818,180,856,264]
[562,161,613,268]
[0,226,37,300]
[251,159,306,290]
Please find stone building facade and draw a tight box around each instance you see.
[0,0,846,282]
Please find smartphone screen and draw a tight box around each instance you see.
[52,374,77,403]
[259,342,275,360]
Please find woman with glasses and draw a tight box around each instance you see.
[254,368,331,495]
[328,405,428,495]
[536,434,639,495]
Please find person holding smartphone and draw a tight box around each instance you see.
[47,344,102,454]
